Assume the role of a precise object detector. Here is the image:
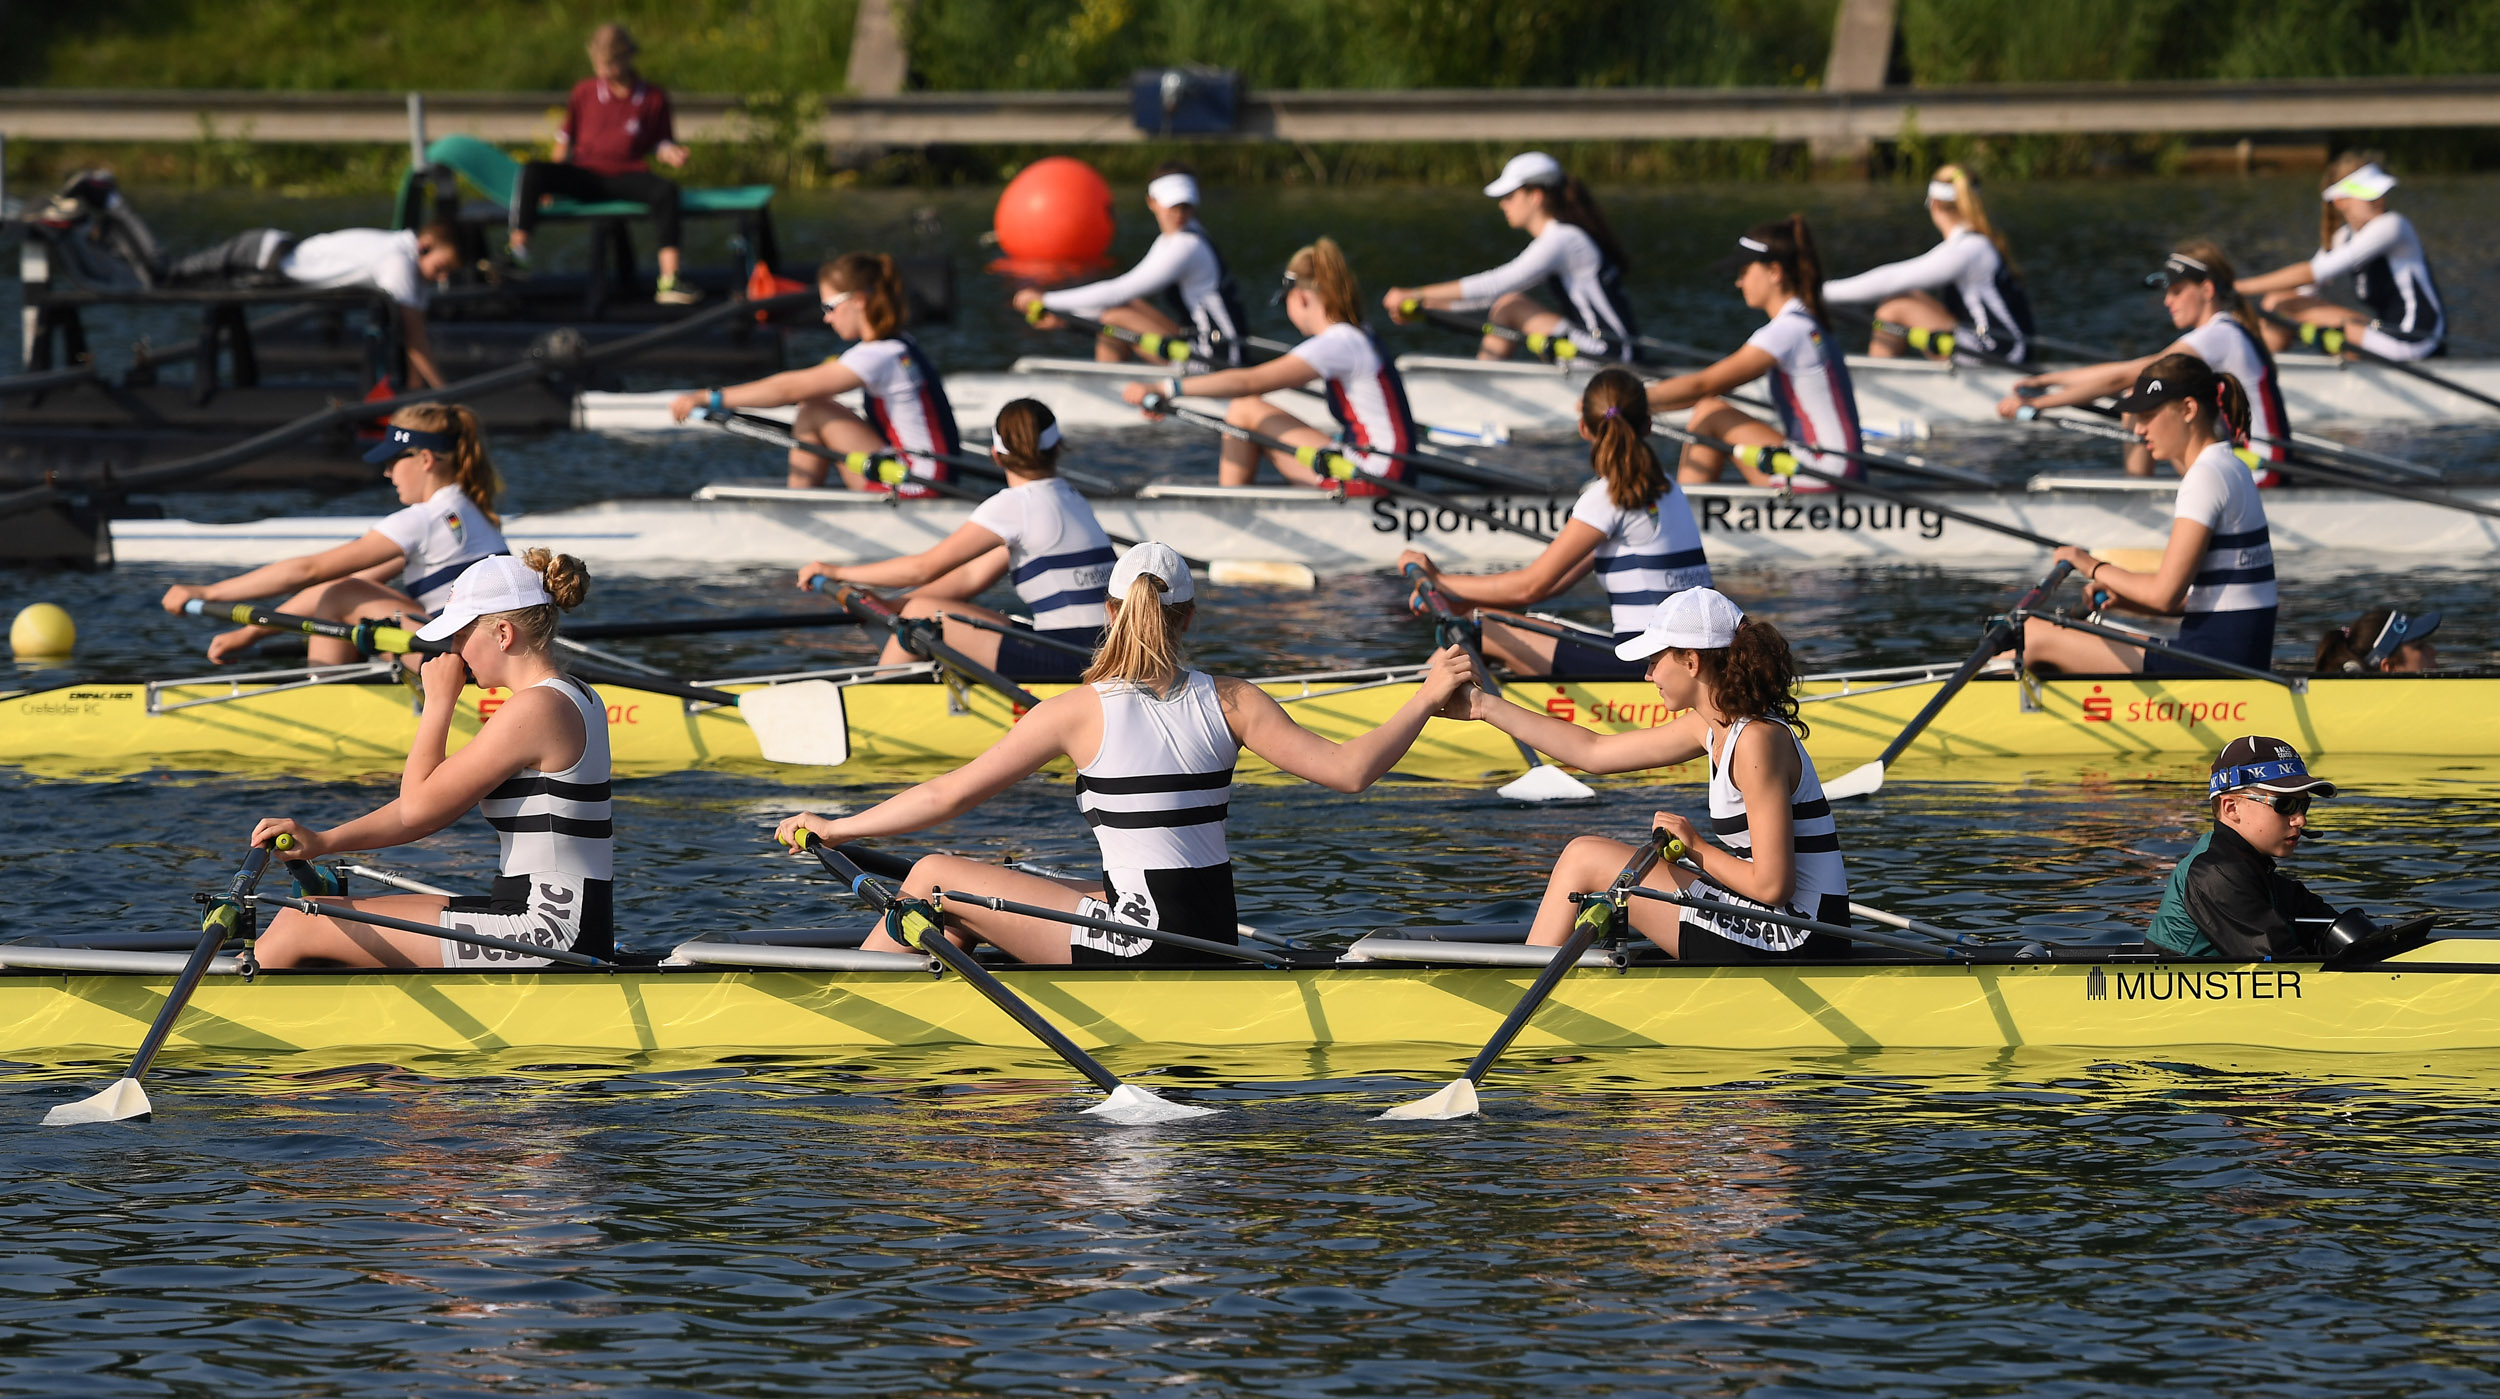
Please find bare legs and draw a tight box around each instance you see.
[871,854,1105,962]
[788,398,900,490]
[1523,836,1701,956]
[1218,397,1338,487]
[254,894,452,968]
[1674,399,1789,487]
[206,577,424,666]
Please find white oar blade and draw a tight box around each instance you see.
[1081,1082,1217,1125]
[1377,1078,1480,1122]
[1498,764,1596,803]
[1207,559,1318,591]
[738,680,851,766]
[44,1077,151,1126]
[1820,760,1886,802]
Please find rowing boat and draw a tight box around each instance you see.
[109,474,2500,574]
[9,668,2495,779]
[6,933,2498,1061]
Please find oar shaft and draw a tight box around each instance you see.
[823,581,1043,709]
[1875,561,2071,769]
[934,889,1289,965]
[566,609,864,640]
[1459,833,1673,1086]
[123,844,279,1082]
[1616,888,1948,959]
[2016,607,2296,687]
[1656,425,2063,550]
[257,893,609,967]
[2257,306,2500,414]
[1158,399,1553,542]
[1404,565,1544,772]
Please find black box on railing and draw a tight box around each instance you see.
[1129,68,1240,137]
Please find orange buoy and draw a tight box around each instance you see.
[993,157,1115,265]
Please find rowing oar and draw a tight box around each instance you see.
[791,831,1213,1123]
[567,608,864,640]
[181,600,738,707]
[2257,306,2500,416]
[2010,408,2500,522]
[811,579,1042,709]
[1819,561,2073,802]
[1403,563,1592,802]
[1400,301,1719,369]
[252,893,612,967]
[1144,396,1554,542]
[1645,424,2067,552]
[1381,830,1679,1121]
[44,836,289,1125]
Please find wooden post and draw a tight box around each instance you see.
[845,0,908,98]
[1814,0,1899,169]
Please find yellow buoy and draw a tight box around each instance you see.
[9,603,76,659]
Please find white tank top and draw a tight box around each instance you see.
[964,477,1115,630]
[1704,716,1847,948]
[1076,670,1236,873]
[479,675,613,883]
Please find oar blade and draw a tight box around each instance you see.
[1081,1082,1218,1125]
[1498,764,1596,803]
[1377,1077,1480,1122]
[1207,559,1319,591]
[739,681,851,766]
[44,1077,151,1127]
[1821,760,1886,802]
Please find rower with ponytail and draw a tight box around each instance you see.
[775,544,1474,967]
[1382,150,1640,362]
[1398,367,1711,677]
[2236,151,2446,363]
[1824,164,2036,363]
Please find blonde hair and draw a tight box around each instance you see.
[1285,237,1364,327]
[991,398,1060,477]
[2320,149,2388,249]
[820,252,905,339]
[1082,572,1193,695]
[1929,164,2018,274]
[490,547,592,654]
[390,403,501,525]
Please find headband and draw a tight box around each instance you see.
[1146,173,1199,209]
[1926,177,1960,204]
[2208,755,2316,799]
[991,420,1062,461]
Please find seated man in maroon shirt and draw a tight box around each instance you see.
[507,22,699,304]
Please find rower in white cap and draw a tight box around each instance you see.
[776,543,1473,966]
[1012,161,1251,366]
[2237,153,2445,362]
[1434,587,1853,962]
[1381,151,1640,362]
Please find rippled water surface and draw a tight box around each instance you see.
[6,176,2500,1395]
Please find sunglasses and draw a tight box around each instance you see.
[821,290,854,313]
[2238,791,2314,817]
[1270,272,1298,307]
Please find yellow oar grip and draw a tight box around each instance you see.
[1399,297,1421,316]
[1023,298,1047,325]
[273,833,296,851]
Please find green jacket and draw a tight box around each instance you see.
[2148,823,2336,959]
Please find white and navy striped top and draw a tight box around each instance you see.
[372,484,508,610]
[1743,299,1863,486]
[479,675,613,885]
[1566,478,1711,635]
[1077,671,1235,874]
[1704,715,1848,950]
[2173,441,2277,615]
[1452,221,1639,360]
[965,477,1115,630]
[2312,211,2444,347]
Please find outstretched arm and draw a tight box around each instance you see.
[1465,691,1708,774]
[775,689,1086,847]
[160,529,405,612]
[1221,648,1473,793]
[1645,345,1776,413]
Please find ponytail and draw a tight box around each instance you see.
[2138,351,2252,447]
[1929,164,2018,276]
[1678,617,1806,737]
[493,546,592,656]
[389,402,501,525]
[1285,237,1365,327]
[1082,573,1193,695]
[821,251,905,339]
[991,398,1061,477]
[1544,174,1627,274]
[1580,368,1662,511]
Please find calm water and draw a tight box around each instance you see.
[6,175,2500,1395]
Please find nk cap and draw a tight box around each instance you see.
[2323,162,2398,203]
[2208,735,2339,800]
[415,554,544,640]
[1107,541,1194,605]
[364,422,457,464]
[1615,587,1744,661]
[1483,152,1565,199]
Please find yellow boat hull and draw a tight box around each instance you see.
[5,673,2495,781]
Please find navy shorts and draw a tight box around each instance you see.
[2145,607,2276,676]
[1538,630,1648,680]
[992,625,1102,681]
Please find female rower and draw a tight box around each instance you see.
[249,551,612,969]
[2238,153,2445,362]
[774,543,1473,965]
[1013,162,1249,367]
[1823,164,2034,363]
[1436,587,1852,960]
[2024,356,2276,676]
[158,404,506,664]
[1644,218,1862,490]
[1996,240,2291,482]
[667,252,960,493]
[1381,151,1638,361]
[1397,368,1709,677]
[2314,606,2440,674]
[795,399,1113,680]
[1119,238,1418,492]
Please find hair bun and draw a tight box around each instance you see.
[522,546,593,611]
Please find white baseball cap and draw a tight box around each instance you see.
[1146,173,1200,209]
[415,554,548,640]
[1614,587,1745,661]
[1106,541,1194,605]
[1483,152,1565,199]
[2323,162,2397,203]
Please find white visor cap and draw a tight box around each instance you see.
[1614,587,1745,661]
[1106,540,1195,606]
[415,554,549,641]
[2323,162,2397,203]
[1146,173,1200,209]
[1483,151,1565,199]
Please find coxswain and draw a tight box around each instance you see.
[159,405,507,665]
[1381,151,1639,361]
[796,400,1114,680]
[1119,238,1419,492]
[1398,368,1709,677]
[2146,735,2342,960]
[2022,357,2277,676]
[2238,153,2445,363]
[669,252,960,492]
[1436,587,1852,960]
[1997,241,2291,482]
[249,551,613,969]
[2314,607,2440,674]
[1823,164,2034,363]
[1644,218,1863,490]
[1013,163,1249,366]
[775,544,1473,965]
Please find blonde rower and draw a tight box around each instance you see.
[1824,164,2035,363]
[776,544,1471,965]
